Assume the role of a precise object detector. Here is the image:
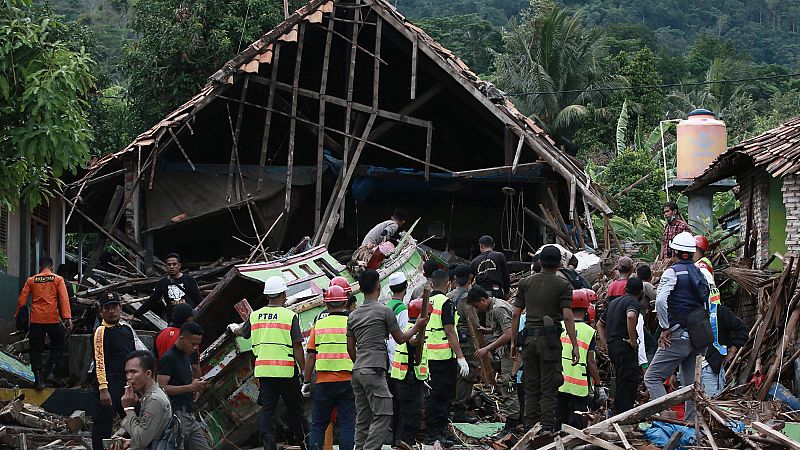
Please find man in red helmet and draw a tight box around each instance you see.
[556,289,600,427]
[693,235,713,273]
[303,285,355,450]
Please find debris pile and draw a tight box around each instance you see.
[0,399,90,449]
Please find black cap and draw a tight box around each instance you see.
[171,303,195,325]
[540,245,561,265]
[423,260,439,278]
[99,291,121,306]
[478,235,494,246]
[625,277,644,296]
[454,264,471,279]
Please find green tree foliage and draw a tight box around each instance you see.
[616,48,664,129]
[0,0,95,208]
[598,147,665,220]
[394,0,528,26]
[415,14,503,75]
[494,5,625,141]
[123,0,300,133]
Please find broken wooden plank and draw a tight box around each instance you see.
[462,302,495,384]
[257,43,281,193]
[285,23,305,212]
[661,431,683,450]
[752,422,800,450]
[510,424,542,450]
[613,423,633,450]
[315,8,335,229]
[227,75,250,201]
[561,424,626,450]
[80,186,125,285]
[698,415,718,450]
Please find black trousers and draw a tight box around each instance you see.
[91,376,125,450]
[28,323,65,373]
[258,376,309,450]
[426,359,457,435]
[556,392,589,429]
[394,374,423,444]
[609,342,641,414]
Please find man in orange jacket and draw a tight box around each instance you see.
[16,257,73,389]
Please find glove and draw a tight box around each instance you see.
[301,382,312,398]
[457,357,469,377]
[227,323,241,334]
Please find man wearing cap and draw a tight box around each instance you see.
[598,278,644,414]
[15,256,72,389]
[644,231,709,420]
[467,287,520,437]
[234,276,308,450]
[607,256,634,300]
[386,272,410,367]
[450,264,479,424]
[303,286,355,450]
[91,291,136,450]
[470,235,510,298]
[511,245,579,433]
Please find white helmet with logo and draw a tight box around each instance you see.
[263,275,288,296]
[669,231,696,253]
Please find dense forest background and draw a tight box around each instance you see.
[5,0,800,222]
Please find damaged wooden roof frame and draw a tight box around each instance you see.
[64,0,611,267]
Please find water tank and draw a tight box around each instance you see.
[676,109,727,179]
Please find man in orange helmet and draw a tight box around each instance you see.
[304,286,355,450]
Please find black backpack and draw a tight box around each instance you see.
[150,414,182,450]
[558,268,591,289]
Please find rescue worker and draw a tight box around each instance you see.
[15,256,72,389]
[556,289,601,428]
[467,287,520,437]
[451,264,479,424]
[346,269,427,450]
[232,276,308,450]
[386,272,410,367]
[644,231,710,420]
[303,285,356,450]
[692,236,748,398]
[661,202,691,260]
[511,245,579,433]
[91,291,136,450]
[137,253,201,321]
[425,270,469,446]
[607,256,633,300]
[362,210,407,247]
[390,297,431,447]
[116,351,172,450]
[598,278,644,414]
[470,235,510,298]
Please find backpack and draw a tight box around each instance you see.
[558,268,591,289]
[150,414,182,450]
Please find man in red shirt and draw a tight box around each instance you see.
[661,202,691,260]
[607,256,634,300]
[154,303,200,378]
[16,257,72,389]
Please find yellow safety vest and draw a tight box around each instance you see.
[391,323,429,380]
[426,294,460,361]
[314,314,353,372]
[250,306,297,378]
[558,321,595,397]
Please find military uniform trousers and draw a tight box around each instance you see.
[522,334,563,431]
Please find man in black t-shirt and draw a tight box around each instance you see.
[598,277,643,414]
[137,253,201,321]
[470,235,510,298]
[157,322,211,450]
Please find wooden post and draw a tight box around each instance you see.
[257,43,281,193]
[228,75,250,201]
[414,286,429,363]
[81,186,125,285]
[340,7,361,227]
[583,196,598,249]
[285,23,305,212]
[463,303,496,384]
[315,8,335,229]
[410,36,417,100]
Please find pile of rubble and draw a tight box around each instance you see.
[0,398,89,450]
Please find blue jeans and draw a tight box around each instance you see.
[701,364,725,398]
[309,381,355,450]
[643,329,703,420]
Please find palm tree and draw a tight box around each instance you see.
[494,5,626,142]
[666,57,750,118]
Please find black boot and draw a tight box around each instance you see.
[45,364,64,388]
[261,434,277,450]
[33,370,45,390]
[493,417,519,440]
[451,412,478,424]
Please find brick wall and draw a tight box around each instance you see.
[783,174,800,257]
[737,168,771,268]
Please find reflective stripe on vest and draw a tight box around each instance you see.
[391,323,429,380]
[426,294,460,361]
[708,295,727,356]
[250,307,296,378]
[558,322,595,397]
[314,315,353,372]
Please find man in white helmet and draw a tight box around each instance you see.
[232,276,308,450]
[644,231,710,420]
